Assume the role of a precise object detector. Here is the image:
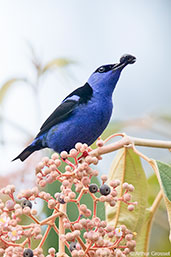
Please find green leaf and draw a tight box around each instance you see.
[105,148,157,252]
[135,209,151,251]
[152,160,171,242]
[41,58,75,74]
[156,161,171,201]
[147,174,160,207]
[106,148,148,233]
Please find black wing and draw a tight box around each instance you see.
[36,83,93,138]
[63,82,93,104]
[36,100,78,138]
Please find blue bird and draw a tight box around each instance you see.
[12,54,136,161]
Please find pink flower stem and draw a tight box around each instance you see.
[77,151,89,161]
[28,214,40,224]
[74,157,78,165]
[58,172,74,178]
[21,238,29,247]
[0,236,21,247]
[84,242,93,255]
[52,224,59,234]
[70,214,82,224]
[89,192,98,201]
[61,158,75,169]
[93,239,119,249]
[91,237,123,251]
[55,168,62,175]
[56,176,63,182]
[69,199,78,203]
[118,245,127,248]
[117,198,136,205]
[93,200,97,218]
[38,225,51,248]
[9,193,15,202]
[40,212,61,226]
[104,133,125,144]
[58,204,66,254]
[28,238,31,248]
[22,225,34,229]
[53,224,70,250]
[110,236,124,249]
[70,227,88,254]
[77,188,88,202]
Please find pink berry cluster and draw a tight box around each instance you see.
[61,219,136,257]
[0,142,137,257]
[0,186,43,256]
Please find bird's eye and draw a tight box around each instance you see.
[98,67,105,73]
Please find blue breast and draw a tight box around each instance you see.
[45,96,113,153]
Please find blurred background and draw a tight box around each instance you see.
[0,0,171,254]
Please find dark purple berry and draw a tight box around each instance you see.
[89,184,98,194]
[21,200,32,209]
[100,184,111,196]
[57,193,65,204]
[120,54,136,64]
[69,241,77,252]
[23,248,33,257]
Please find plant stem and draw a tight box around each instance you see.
[58,204,66,255]
[40,212,61,226]
[90,135,171,157]
[132,136,171,149]
[113,148,126,229]
[29,214,40,224]
[38,225,51,248]
[150,190,163,215]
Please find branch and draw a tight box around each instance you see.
[150,190,163,215]
[58,204,66,255]
[90,134,171,157]
[131,136,171,149]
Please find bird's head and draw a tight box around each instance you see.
[88,54,136,96]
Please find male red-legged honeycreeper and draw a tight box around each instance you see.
[13,54,136,161]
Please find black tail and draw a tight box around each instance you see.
[12,140,43,162]
[12,145,36,162]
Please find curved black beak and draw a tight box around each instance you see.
[112,54,136,71]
